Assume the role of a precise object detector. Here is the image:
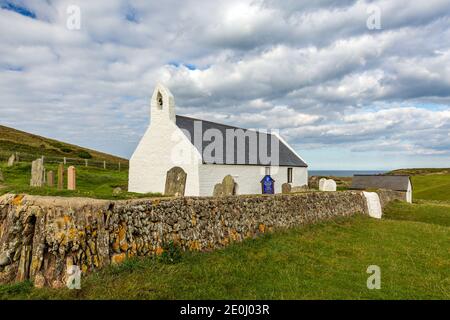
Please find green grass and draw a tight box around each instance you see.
[0,162,161,200]
[412,174,450,201]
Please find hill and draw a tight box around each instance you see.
[0,125,128,165]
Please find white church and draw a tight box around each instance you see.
[128,84,308,196]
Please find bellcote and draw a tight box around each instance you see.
[150,84,175,124]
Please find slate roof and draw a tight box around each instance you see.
[351,175,412,192]
[175,115,307,167]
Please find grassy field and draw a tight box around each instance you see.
[0,172,449,300]
[0,162,160,200]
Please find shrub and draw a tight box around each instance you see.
[160,241,182,264]
[77,151,92,159]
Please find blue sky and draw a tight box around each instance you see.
[0,0,449,170]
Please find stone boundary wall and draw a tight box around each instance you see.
[0,190,403,288]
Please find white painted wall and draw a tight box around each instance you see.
[198,164,308,196]
[129,85,202,196]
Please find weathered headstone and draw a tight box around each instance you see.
[113,187,122,195]
[213,183,224,197]
[319,178,326,190]
[30,158,45,187]
[281,183,291,194]
[164,166,187,196]
[67,166,76,190]
[261,175,275,194]
[7,153,18,167]
[221,175,236,196]
[320,179,337,192]
[363,191,382,219]
[47,171,55,187]
[57,163,64,190]
[0,169,4,182]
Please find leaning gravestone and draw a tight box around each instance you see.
[221,175,236,196]
[7,153,18,167]
[321,179,337,192]
[30,158,45,187]
[281,183,291,194]
[47,171,55,187]
[213,183,224,197]
[67,166,76,190]
[164,166,187,196]
[57,163,64,190]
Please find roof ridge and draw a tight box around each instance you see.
[176,114,273,135]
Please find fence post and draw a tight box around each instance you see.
[118,162,121,171]
[85,159,88,167]
[64,157,66,165]
[103,161,106,169]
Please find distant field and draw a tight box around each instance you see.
[412,174,450,201]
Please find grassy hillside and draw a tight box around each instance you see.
[0,125,127,164]
[1,173,449,300]
[412,174,450,201]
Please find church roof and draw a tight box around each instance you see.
[351,175,411,192]
[175,115,308,167]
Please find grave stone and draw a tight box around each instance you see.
[7,153,18,167]
[319,178,326,190]
[363,192,382,219]
[47,171,54,187]
[57,163,64,190]
[30,158,45,187]
[320,179,337,192]
[164,166,187,196]
[67,166,76,190]
[281,183,291,194]
[221,175,236,196]
[213,183,224,197]
[0,169,3,182]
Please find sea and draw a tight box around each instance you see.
[309,170,387,177]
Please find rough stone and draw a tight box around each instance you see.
[47,171,55,187]
[57,163,64,190]
[30,158,45,187]
[164,166,187,197]
[67,166,76,190]
[281,183,291,194]
[7,153,18,167]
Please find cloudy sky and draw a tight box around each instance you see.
[1,0,449,170]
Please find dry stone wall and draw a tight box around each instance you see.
[0,190,399,288]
